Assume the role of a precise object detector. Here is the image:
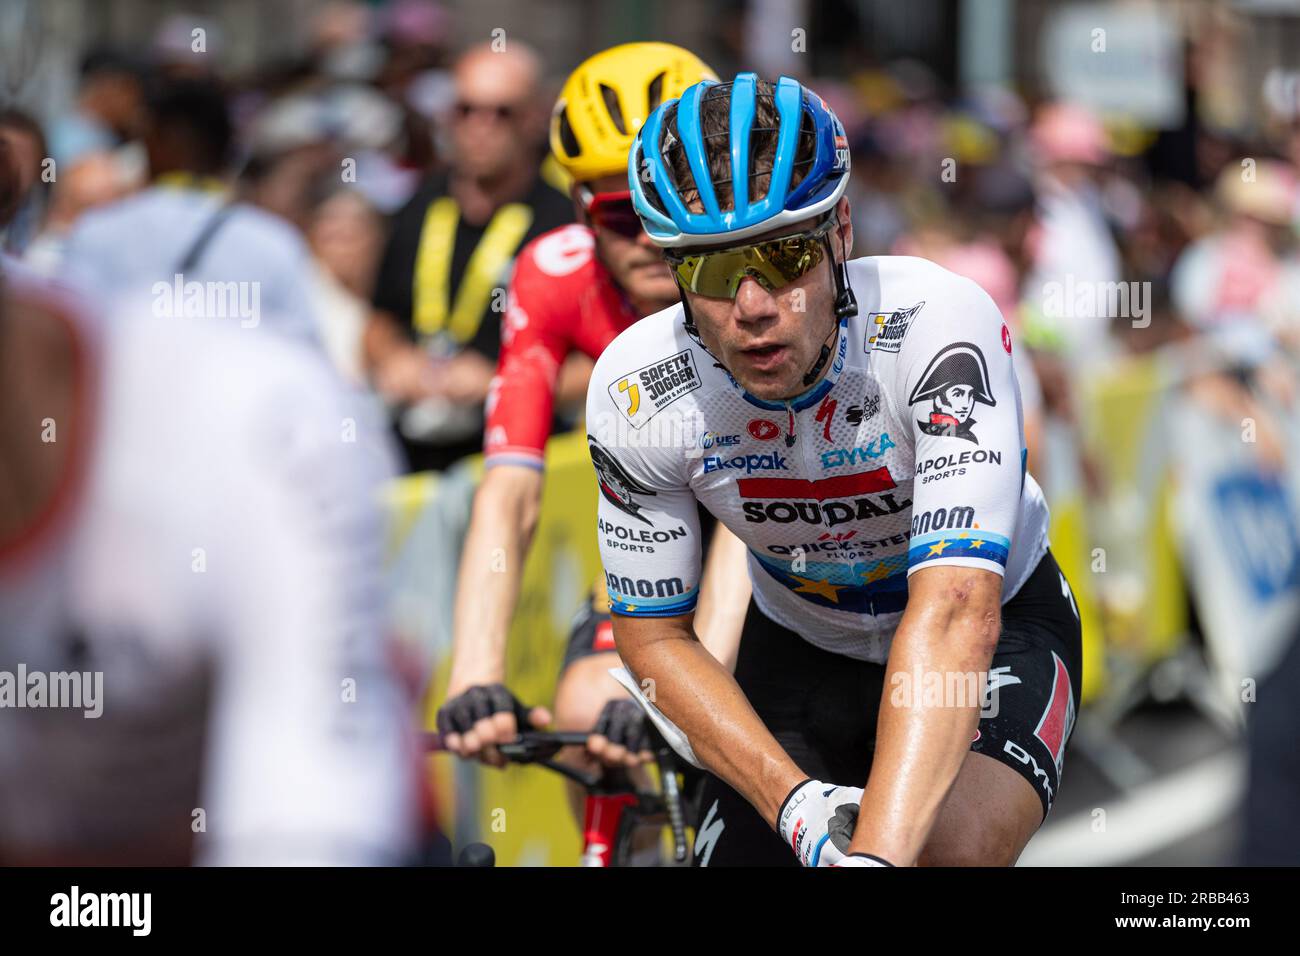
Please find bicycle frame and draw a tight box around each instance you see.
[426,730,692,866]
[580,792,639,867]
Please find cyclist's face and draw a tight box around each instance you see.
[581,174,677,312]
[683,198,853,402]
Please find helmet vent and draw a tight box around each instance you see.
[557,106,581,156]
[599,84,626,135]
[647,71,667,113]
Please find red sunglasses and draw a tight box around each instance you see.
[579,187,644,240]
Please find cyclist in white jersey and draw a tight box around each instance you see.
[0,264,425,864]
[587,75,1082,866]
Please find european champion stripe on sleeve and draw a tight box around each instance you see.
[607,586,699,617]
[907,529,1010,569]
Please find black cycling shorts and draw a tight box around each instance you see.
[693,548,1082,867]
[561,585,619,674]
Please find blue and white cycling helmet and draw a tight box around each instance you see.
[629,74,857,387]
[628,73,851,249]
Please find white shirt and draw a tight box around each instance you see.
[60,185,321,347]
[0,270,418,864]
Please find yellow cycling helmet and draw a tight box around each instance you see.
[550,42,717,184]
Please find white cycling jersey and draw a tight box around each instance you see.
[0,269,420,864]
[586,255,1051,663]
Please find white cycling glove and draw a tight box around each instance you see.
[833,854,896,867]
[777,778,864,867]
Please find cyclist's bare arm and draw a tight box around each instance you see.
[692,522,750,673]
[446,464,746,758]
[447,463,544,696]
[846,564,1002,865]
[612,611,805,827]
[555,351,596,410]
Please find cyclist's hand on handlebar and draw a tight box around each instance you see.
[586,698,654,769]
[436,684,551,768]
[777,778,864,867]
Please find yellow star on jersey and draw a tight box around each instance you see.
[861,563,894,584]
[927,539,951,557]
[790,574,847,603]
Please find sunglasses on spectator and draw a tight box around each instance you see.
[454,101,518,122]
[577,186,644,240]
[665,216,837,299]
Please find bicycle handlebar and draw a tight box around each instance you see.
[424,730,589,759]
[426,725,691,864]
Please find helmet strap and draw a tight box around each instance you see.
[799,212,857,386]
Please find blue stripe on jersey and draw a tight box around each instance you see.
[751,552,910,616]
[607,586,699,617]
[741,375,834,413]
[907,529,1010,569]
[737,319,849,413]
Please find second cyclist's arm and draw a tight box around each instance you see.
[446,465,543,692]
[613,612,803,824]
[692,522,750,673]
[447,240,572,690]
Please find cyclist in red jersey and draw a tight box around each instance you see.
[437,46,750,801]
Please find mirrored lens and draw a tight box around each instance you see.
[671,231,827,298]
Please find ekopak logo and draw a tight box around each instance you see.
[703,452,789,475]
[748,419,780,441]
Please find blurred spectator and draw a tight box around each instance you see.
[152,12,223,80]
[1020,102,1123,365]
[367,41,572,474]
[0,257,427,867]
[1170,158,1300,362]
[375,0,453,102]
[307,186,386,384]
[241,139,385,383]
[46,49,145,168]
[61,78,320,346]
[22,151,133,277]
[0,109,49,255]
[245,81,425,214]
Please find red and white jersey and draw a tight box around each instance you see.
[483,225,638,469]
